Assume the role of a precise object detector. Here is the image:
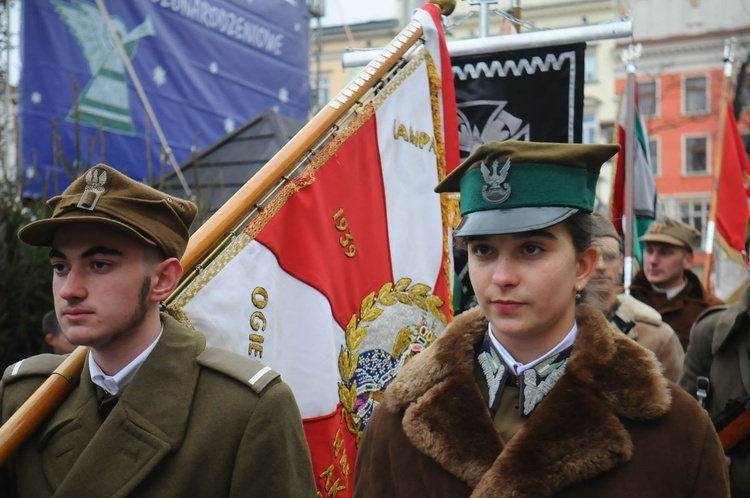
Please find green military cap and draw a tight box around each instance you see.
[18,164,197,259]
[638,216,699,252]
[435,140,620,236]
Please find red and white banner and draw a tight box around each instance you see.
[168,6,457,496]
[716,101,750,261]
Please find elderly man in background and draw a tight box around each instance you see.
[588,214,684,382]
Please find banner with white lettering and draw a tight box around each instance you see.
[452,43,585,160]
[19,0,309,195]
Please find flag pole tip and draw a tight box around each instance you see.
[429,0,456,16]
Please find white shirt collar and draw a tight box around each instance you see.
[89,323,163,395]
[488,321,578,376]
[651,278,687,299]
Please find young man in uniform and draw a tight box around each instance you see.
[0,164,317,497]
[629,216,723,350]
[588,214,684,382]
[682,217,750,497]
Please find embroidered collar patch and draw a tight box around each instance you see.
[478,335,571,417]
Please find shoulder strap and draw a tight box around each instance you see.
[196,347,280,394]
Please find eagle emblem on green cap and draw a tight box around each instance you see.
[481,158,511,204]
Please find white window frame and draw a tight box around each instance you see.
[682,74,710,116]
[682,133,711,176]
[648,136,660,179]
[638,79,659,119]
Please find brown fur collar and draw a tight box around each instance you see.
[382,304,671,497]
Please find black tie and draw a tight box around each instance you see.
[96,387,120,421]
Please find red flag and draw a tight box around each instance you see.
[716,102,750,259]
[168,5,457,496]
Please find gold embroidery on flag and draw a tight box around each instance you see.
[338,278,447,443]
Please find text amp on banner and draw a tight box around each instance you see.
[20,0,309,196]
[452,43,585,161]
[166,4,457,496]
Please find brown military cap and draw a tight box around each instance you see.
[18,164,197,259]
[639,216,699,252]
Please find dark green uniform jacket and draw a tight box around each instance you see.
[354,304,729,498]
[0,314,317,497]
[682,285,750,497]
[630,269,723,351]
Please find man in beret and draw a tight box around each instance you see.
[587,214,684,382]
[681,216,750,497]
[629,216,723,351]
[0,164,317,497]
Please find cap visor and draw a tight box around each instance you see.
[18,216,158,248]
[454,207,579,237]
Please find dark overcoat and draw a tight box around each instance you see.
[0,314,317,497]
[682,285,750,497]
[354,304,729,498]
[629,269,723,351]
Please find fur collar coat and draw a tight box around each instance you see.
[353,304,729,497]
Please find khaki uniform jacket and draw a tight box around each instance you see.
[629,269,723,351]
[0,314,317,498]
[612,294,685,382]
[354,304,729,498]
[681,285,750,497]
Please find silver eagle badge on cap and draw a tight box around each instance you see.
[77,168,108,211]
[481,158,511,204]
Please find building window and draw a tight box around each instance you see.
[638,81,657,118]
[684,135,709,175]
[676,198,710,252]
[310,72,330,113]
[583,113,597,144]
[584,47,597,83]
[684,75,708,114]
[648,138,659,177]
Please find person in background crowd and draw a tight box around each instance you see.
[353,140,729,497]
[41,309,76,355]
[587,214,684,382]
[681,216,750,498]
[0,164,317,497]
[629,216,723,351]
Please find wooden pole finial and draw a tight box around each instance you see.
[429,0,456,16]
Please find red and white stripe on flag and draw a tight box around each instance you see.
[169,15,455,496]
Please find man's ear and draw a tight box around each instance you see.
[150,258,184,303]
[683,250,694,270]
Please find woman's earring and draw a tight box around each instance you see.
[575,287,582,300]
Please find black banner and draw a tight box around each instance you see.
[452,43,586,160]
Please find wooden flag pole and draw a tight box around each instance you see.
[702,39,735,290]
[0,0,456,466]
